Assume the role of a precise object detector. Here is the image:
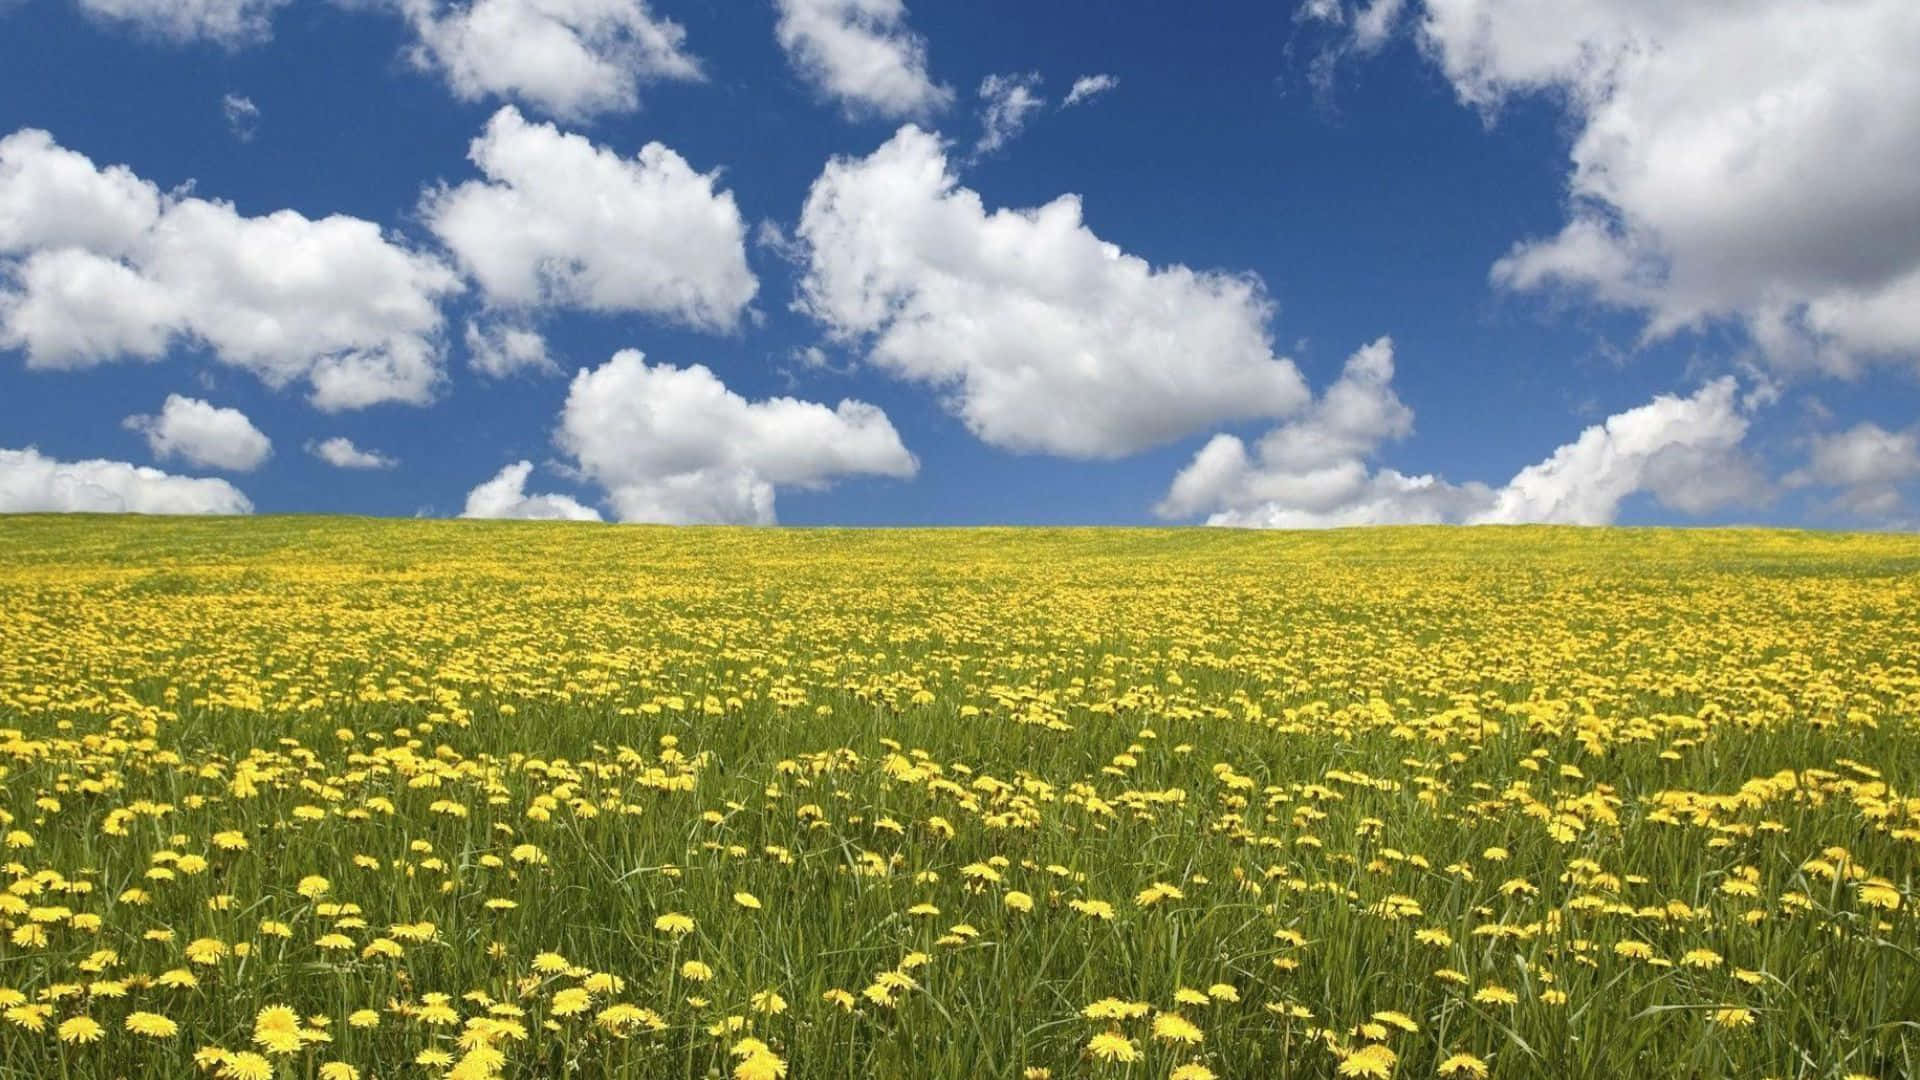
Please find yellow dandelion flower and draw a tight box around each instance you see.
[1086,1030,1139,1063]
[735,1051,788,1080]
[1473,985,1518,1006]
[57,1015,104,1044]
[1710,1007,1756,1029]
[125,1011,178,1038]
[6,1004,51,1032]
[1373,1010,1418,1033]
[1681,949,1723,970]
[218,1052,274,1080]
[1082,998,1151,1021]
[1337,1043,1398,1078]
[1152,1012,1205,1045]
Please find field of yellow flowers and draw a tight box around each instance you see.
[0,517,1917,1080]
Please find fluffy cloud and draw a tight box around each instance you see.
[123,394,272,472]
[75,0,288,46]
[464,318,556,378]
[773,0,951,118]
[0,446,252,514]
[1160,339,1762,527]
[461,460,602,520]
[1157,338,1495,526]
[1477,378,1758,524]
[973,73,1044,157]
[0,128,461,410]
[555,349,917,524]
[398,0,701,119]
[1785,422,1920,519]
[425,107,756,332]
[1415,0,1920,370]
[308,436,398,470]
[1061,74,1118,108]
[796,126,1309,458]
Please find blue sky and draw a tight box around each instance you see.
[2,0,1917,527]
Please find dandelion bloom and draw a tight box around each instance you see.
[1337,1044,1397,1078]
[57,1015,104,1044]
[1086,1030,1139,1063]
[218,1053,274,1080]
[1152,1012,1205,1044]
[1711,1007,1756,1029]
[1082,998,1151,1021]
[1681,949,1724,970]
[735,1051,788,1080]
[125,1011,178,1038]
[1473,985,1518,1006]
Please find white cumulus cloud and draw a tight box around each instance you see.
[1061,74,1118,108]
[424,107,756,332]
[1417,0,1920,371]
[556,349,918,524]
[75,0,289,46]
[973,72,1045,157]
[1157,338,1494,526]
[123,394,272,472]
[1477,377,1758,525]
[0,128,462,410]
[461,460,602,520]
[0,446,252,514]
[796,126,1309,459]
[1785,421,1920,520]
[308,436,398,470]
[1160,339,1763,528]
[773,0,951,118]
[397,0,701,120]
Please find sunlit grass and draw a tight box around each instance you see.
[0,517,1916,1079]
